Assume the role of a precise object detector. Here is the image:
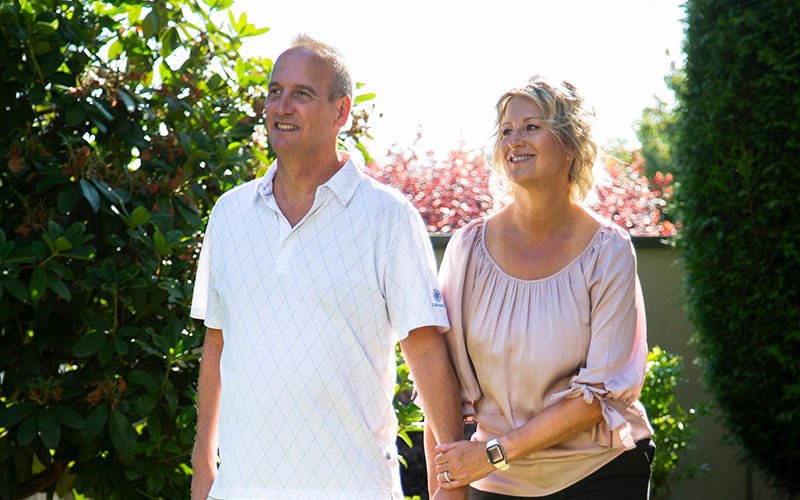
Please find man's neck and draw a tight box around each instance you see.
[272,150,347,227]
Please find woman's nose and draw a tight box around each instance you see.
[508,128,525,146]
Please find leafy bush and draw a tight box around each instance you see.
[365,144,494,234]
[675,0,800,496]
[0,0,380,497]
[592,148,676,238]
[0,1,275,497]
[640,346,707,499]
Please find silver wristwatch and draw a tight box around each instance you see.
[485,438,510,470]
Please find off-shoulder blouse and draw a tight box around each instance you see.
[438,218,653,496]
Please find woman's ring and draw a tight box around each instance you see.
[444,470,453,482]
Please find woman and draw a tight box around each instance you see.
[430,76,654,499]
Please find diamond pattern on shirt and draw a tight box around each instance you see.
[190,160,448,499]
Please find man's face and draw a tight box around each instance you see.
[265,48,345,159]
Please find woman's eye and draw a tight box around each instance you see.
[501,128,512,136]
[526,123,538,131]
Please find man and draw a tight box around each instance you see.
[190,35,465,499]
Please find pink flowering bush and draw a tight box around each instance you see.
[364,144,493,234]
[591,148,677,237]
[366,144,677,237]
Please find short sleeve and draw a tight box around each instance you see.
[383,205,449,341]
[549,229,647,448]
[438,220,484,416]
[190,211,224,329]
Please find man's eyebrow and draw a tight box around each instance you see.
[267,81,319,96]
[294,84,319,96]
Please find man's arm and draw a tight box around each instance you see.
[400,326,467,499]
[191,327,223,500]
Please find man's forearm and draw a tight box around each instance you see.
[401,327,463,443]
[191,327,223,500]
[401,327,466,498]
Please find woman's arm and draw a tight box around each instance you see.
[433,385,604,490]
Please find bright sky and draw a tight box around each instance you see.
[233,0,686,157]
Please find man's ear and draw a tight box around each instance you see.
[335,95,352,127]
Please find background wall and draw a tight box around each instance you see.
[430,235,775,500]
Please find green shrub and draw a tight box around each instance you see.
[640,346,707,499]
[0,2,268,497]
[0,1,373,498]
[675,0,800,496]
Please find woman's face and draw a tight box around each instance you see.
[498,96,573,189]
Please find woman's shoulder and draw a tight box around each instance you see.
[582,210,636,263]
[450,217,485,245]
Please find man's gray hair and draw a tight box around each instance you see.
[289,34,353,101]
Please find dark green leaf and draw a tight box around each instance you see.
[142,9,162,39]
[65,105,88,126]
[38,410,61,448]
[160,27,180,58]
[29,267,48,302]
[90,98,114,121]
[47,279,71,301]
[53,236,72,252]
[129,206,151,227]
[108,410,134,457]
[79,179,100,212]
[73,331,107,357]
[57,187,80,214]
[127,370,160,392]
[51,405,85,430]
[0,401,36,426]
[82,405,108,440]
[18,414,38,445]
[164,389,178,416]
[133,391,159,417]
[117,88,136,113]
[113,336,129,356]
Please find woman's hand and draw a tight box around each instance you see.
[434,440,496,490]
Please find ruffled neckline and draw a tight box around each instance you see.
[474,218,612,284]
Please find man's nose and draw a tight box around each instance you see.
[273,94,293,115]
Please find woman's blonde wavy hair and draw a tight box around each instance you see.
[489,75,598,205]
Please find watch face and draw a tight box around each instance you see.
[487,444,504,463]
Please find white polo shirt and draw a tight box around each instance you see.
[190,158,449,499]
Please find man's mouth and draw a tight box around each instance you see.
[275,123,299,131]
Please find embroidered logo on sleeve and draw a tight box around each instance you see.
[432,289,445,308]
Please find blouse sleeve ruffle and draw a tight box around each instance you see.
[549,383,636,449]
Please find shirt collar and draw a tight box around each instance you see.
[254,156,362,206]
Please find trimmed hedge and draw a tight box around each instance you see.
[676,0,800,496]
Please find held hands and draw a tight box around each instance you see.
[433,440,496,490]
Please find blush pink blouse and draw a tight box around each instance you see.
[438,218,653,496]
